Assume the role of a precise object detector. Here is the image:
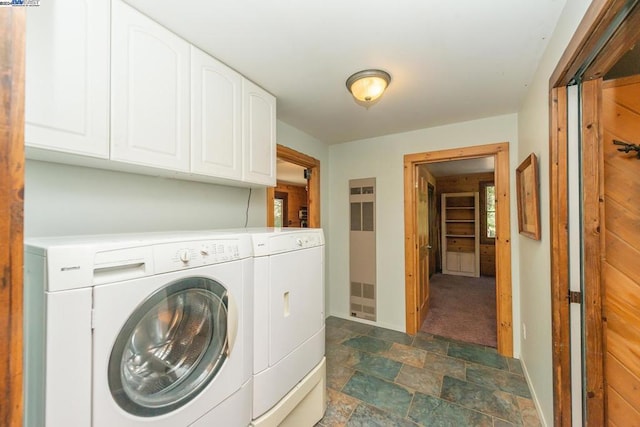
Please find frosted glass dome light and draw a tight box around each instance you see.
[346,69,391,103]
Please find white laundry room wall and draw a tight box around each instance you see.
[24,159,265,237]
[24,120,328,238]
[327,113,520,342]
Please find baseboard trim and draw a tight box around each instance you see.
[520,357,549,427]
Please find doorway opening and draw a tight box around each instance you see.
[419,161,498,348]
[404,142,513,357]
[267,145,321,228]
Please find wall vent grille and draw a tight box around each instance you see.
[349,178,376,321]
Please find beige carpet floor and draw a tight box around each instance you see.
[420,273,497,347]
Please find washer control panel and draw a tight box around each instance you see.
[154,239,242,273]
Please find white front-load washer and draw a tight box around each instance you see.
[249,228,326,427]
[24,231,253,427]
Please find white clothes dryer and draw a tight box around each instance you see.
[248,228,326,427]
[24,231,253,427]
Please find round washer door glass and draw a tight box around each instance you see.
[108,277,230,417]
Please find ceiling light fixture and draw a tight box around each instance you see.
[346,69,391,104]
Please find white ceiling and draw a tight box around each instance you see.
[124,0,566,144]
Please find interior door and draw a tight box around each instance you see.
[428,183,438,277]
[599,75,640,425]
[416,165,435,326]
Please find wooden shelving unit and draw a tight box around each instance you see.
[441,192,480,277]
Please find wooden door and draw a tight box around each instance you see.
[428,184,438,277]
[416,165,434,326]
[600,75,640,424]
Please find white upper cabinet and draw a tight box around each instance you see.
[25,0,276,186]
[25,0,110,158]
[190,47,242,180]
[111,0,190,172]
[242,79,276,186]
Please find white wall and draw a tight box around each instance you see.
[328,114,520,339]
[24,160,267,237]
[24,120,328,238]
[517,0,592,425]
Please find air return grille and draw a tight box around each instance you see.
[349,178,376,321]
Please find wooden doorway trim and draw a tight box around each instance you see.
[267,145,321,227]
[0,8,26,427]
[549,85,572,427]
[549,1,640,425]
[403,142,513,357]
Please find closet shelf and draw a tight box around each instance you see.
[441,192,480,277]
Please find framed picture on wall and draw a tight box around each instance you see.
[516,153,541,240]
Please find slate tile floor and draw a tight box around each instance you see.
[318,316,541,427]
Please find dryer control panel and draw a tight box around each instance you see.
[252,229,325,257]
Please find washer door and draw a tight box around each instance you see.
[108,277,235,417]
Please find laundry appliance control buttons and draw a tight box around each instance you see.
[179,249,190,263]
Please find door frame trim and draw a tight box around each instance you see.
[549,1,640,424]
[403,142,513,357]
[0,8,26,426]
[267,145,321,228]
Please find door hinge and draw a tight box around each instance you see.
[568,290,582,304]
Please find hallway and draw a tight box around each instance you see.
[420,273,497,348]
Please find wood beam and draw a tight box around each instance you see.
[0,8,26,427]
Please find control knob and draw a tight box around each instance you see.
[179,249,190,263]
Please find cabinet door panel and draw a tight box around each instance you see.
[111,0,190,171]
[242,79,276,186]
[445,252,460,272]
[25,0,110,158]
[191,47,242,179]
[459,252,476,274]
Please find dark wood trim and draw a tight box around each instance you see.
[549,86,572,427]
[403,142,513,357]
[403,157,418,334]
[0,8,26,427]
[268,145,321,228]
[583,5,640,81]
[580,78,605,426]
[550,0,629,88]
[493,146,513,357]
